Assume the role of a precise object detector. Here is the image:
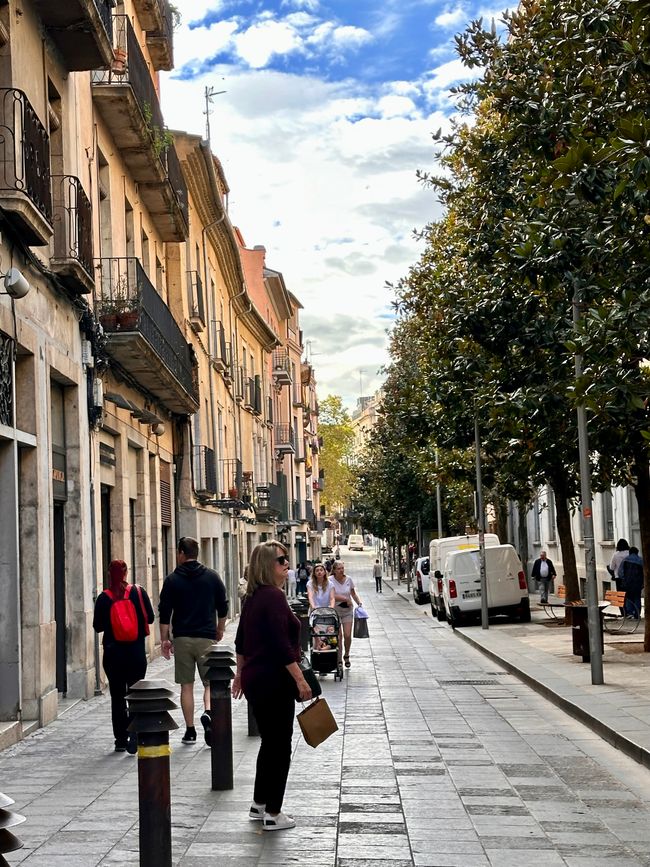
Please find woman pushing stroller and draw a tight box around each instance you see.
[330,560,363,669]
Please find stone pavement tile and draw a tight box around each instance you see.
[16,856,102,866]
[337,861,413,867]
[486,849,567,865]
[561,859,645,867]
[413,854,490,867]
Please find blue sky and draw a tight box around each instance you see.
[162,0,504,407]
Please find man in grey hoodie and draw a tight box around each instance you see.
[159,537,228,744]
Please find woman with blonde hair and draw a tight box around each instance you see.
[232,540,312,831]
[307,562,335,611]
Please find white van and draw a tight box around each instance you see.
[429,534,500,621]
[347,534,364,551]
[442,544,530,627]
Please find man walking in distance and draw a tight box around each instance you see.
[159,537,229,745]
[373,559,383,593]
[531,550,557,605]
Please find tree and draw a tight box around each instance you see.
[318,395,355,514]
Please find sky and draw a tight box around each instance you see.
[161,0,504,410]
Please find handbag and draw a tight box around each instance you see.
[298,655,322,699]
[297,697,338,747]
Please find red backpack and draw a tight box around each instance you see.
[105,585,149,642]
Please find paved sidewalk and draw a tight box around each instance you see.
[3,559,650,866]
[393,579,650,768]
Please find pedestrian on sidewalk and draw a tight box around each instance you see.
[373,558,383,593]
[307,563,335,612]
[232,540,312,832]
[93,559,155,754]
[331,560,363,668]
[531,550,556,604]
[286,564,297,598]
[620,546,643,618]
[608,538,630,600]
[158,537,228,746]
[296,562,310,595]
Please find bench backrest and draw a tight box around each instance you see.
[604,589,626,605]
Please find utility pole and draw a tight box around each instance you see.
[475,416,488,630]
[573,286,604,685]
[204,85,226,147]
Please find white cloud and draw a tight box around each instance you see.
[435,7,466,27]
[423,57,478,93]
[234,20,303,68]
[376,94,417,118]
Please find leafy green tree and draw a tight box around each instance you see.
[318,395,355,514]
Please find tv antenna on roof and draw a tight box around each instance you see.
[204,85,226,147]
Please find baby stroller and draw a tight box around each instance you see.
[309,607,344,681]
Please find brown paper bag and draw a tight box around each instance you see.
[297,697,338,748]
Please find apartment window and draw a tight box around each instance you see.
[141,229,150,274]
[546,487,556,542]
[601,490,614,541]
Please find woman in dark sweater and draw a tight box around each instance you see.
[93,560,155,753]
[232,540,312,831]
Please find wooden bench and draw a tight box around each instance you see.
[604,589,626,609]
[602,589,640,633]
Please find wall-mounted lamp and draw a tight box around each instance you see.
[0,268,30,299]
[151,423,165,437]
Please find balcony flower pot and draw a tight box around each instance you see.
[228,487,238,498]
[99,312,118,331]
[112,47,127,75]
[117,309,139,330]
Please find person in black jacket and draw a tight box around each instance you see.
[531,551,557,604]
[159,537,229,745]
[93,559,155,753]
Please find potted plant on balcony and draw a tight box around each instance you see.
[228,485,239,499]
[112,45,128,75]
[116,298,139,331]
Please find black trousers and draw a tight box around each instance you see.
[375,575,382,592]
[249,687,296,814]
[103,646,147,745]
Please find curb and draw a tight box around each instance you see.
[456,628,650,770]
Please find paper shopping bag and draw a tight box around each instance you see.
[297,697,338,748]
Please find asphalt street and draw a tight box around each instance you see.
[3,548,650,865]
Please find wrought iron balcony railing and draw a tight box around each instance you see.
[211,320,227,371]
[95,257,198,411]
[274,424,295,453]
[193,445,217,495]
[220,458,243,498]
[255,482,284,518]
[51,175,94,293]
[254,376,263,416]
[0,88,52,244]
[94,0,114,41]
[164,143,188,235]
[272,349,292,384]
[187,270,205,330]
[266,395,274,426]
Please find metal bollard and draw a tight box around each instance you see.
[0,791,25,867]
[247,702,259,737]
[126,680,179,867]
[201,645,236,791]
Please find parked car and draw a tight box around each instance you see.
[429,534,500,621]
[442,543,530,627]
[347,534,364,551]
[412,557,430,604]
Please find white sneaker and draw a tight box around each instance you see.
[262,811,296,831]
[249,802,265,820]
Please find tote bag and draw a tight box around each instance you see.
[297,697,338,748]
[353,613,369,639]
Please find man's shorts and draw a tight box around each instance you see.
[172,636,215,685]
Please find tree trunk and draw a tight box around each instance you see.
[517,501,529,567]
[551,483,580,604]
[632,458,650,652]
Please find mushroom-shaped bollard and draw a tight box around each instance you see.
[201,645,236,791]
[0,792,25,867]
[126,680,179,867]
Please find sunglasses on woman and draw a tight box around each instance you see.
[276,555,289,565]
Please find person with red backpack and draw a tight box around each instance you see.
[93,559,155,753]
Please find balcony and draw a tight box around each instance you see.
[266,395,274,427]
[223,342,233,383]
[255,483,283,521]
[305,501,315,526]
[51,175,94,294]
[193,445,217,496]
[233,366,245,403]
[187,271,205,333]
[32,0,114,71]
[313,478,324,493]
[254,376,263,416]
[0,89,52,245]
[95,257,198,413]
[92,15,188,241]
[220,458,243,498]
[272,349,292,386]
[211,321,227,373]
[144,0,174,71]
[294,438,306,463]
[275,424,295,455]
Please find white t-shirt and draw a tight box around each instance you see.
[330,575,355,605]
[539,561,549,578]
[310,583,333,608]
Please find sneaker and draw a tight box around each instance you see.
[114,740,127,753]
[249,802,265,820]
[200,710,212,747]
[126,735,137,755]
[181,726,197,744]
[262,811,296,831]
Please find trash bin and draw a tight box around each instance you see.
[568,605,604,662]
[288,597,310,652]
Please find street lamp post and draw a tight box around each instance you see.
[475,416,488,630]
[435,449,443,539]
[573,287,604,685]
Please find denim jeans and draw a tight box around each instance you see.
[538,577,551,603]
